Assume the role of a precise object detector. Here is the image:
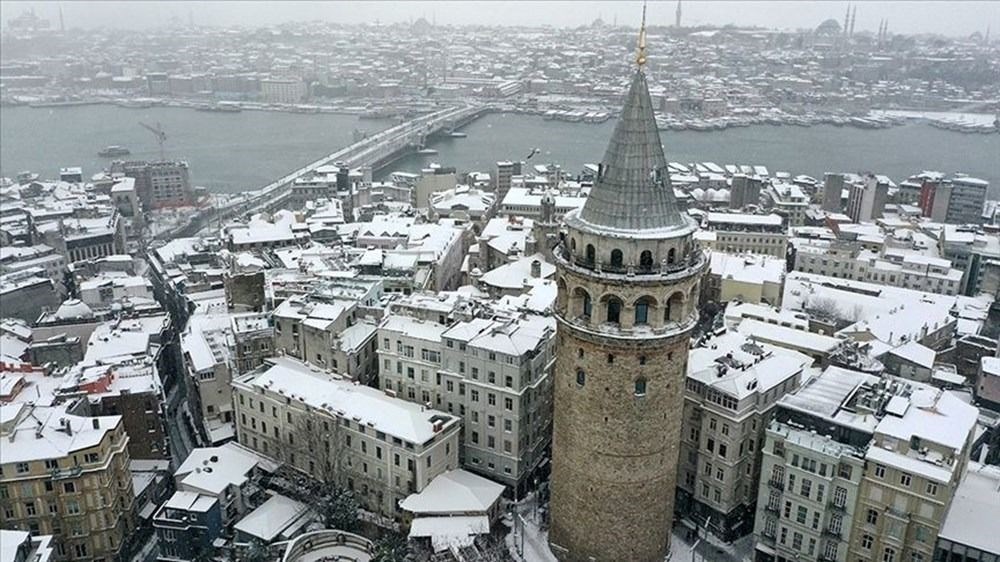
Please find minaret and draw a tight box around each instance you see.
[58,5,65,32]
[548,5,707,562]
[849,5,857,37]
[844,4,851,36]
[675,0,682,28]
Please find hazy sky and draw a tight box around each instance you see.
[2,1,998,37]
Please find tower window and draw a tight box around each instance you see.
[640,250,653,271]
[606,297,622,324]
[639,355,647,365]
[607,354,615,364]
[585,244,596,265]
[576,370,586,387]
[578,348,584,359]
[635,378,647,397]
[610,249,623,268]
[667,248,677,264]
[634,296,653,325]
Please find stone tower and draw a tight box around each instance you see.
[548,11,707,562]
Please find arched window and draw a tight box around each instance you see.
[576,369,586,386]
[610,249,623,268]
[571,238,577,252]
[640,250,653,271]
[573,287,592,319]
[667,291,684,322]
[667,248,677,264]
[635,377,647,397]
[585,244,596,265]
[606,297,622,324]
[634,296,654,325]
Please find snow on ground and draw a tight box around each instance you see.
[502,492,753,562]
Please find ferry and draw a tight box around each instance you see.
[416,148,439,155]
[98,145,131,157]
[196,102,242,113]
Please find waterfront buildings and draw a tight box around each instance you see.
[548,25,707,561]
[110,160,195,210]
[919,175,990,225]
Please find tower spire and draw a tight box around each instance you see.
[636,1,648,67]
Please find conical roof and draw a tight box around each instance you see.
[576,68,686,233]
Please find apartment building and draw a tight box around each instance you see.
[0,404,136,562]
[765,183,809,226]
[792,240,963,296]
[753,366,881,562]
[110,160,194,210]
[704,251,786,306]
[272,295,378,384]
[848,383,978,562]
[677,330,814,540]
[919,176,989,225]
[377,309,555,494]
[232,357,461,518]
[699,212,788,258]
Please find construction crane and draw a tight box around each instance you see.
[139,121,167,161]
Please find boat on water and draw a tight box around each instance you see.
[116,99,154,109]
[98,145,131,157]
[448,131,468,138]
[416,148,439,155]
[196,102,241,113]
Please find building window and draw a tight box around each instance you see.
[610,249,623,268]
[640,250,653,271]
[606,297,622,324]
[866,509,878,525]
[634,377,647,397]
[874,464,886,478]
[883,547,897,562]
[861,534,873,550]
[585,244,595,265]
[899,472,911,487]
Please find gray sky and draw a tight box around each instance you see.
[2,1,998,37]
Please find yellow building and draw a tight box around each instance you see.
[0,404,135,562]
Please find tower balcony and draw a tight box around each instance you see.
[556,243,707,284]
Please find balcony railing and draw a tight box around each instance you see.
[764,503,780,515]
[560,246,706,278]
[767,479,785,491]
[822,528,842,539]
[828,501,846,512]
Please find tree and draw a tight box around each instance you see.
[372,532,410,562]
[315,485,360,532]
[238,540,272,562]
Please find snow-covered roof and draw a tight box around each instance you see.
[885,341,936,369]
[875,387,977,453]
[779,366,882,432]
[399,469,504,515]
[175,442,273,496]
[238,357,457,445]
[710,252,785,285]
[0,404,121,464]
[737,318,840,354]
[408,515,490,552]
[234,494,311,542]
[939,462,1000,552]
[688,331,812,401]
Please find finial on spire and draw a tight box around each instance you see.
[636,1,648,67]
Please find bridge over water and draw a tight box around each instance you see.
[156,103,489,239]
